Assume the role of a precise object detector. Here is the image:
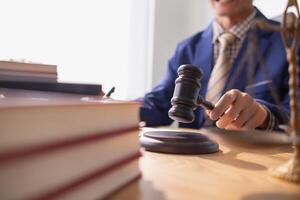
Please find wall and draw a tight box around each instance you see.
[253,0,300,18]
[150,0,214,88]
[126,0,155,99]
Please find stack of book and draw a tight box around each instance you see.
[0,60,104,96]
[0,60,58,82]
[0,88,141,199]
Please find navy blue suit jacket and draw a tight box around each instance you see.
[140,11,299,129]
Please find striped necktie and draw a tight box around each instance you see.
[206,32,236,104]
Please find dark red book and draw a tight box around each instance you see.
[0,129,140,200]
[0,88,141,199]
[0,88,140,154]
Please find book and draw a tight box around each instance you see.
[0,70,57,79]
[0,88,140,155]
[0,74,57,82]
[48,159,140,200]
[0,80,104,95]
[0,129,140,200]
[0,60,57,74]
[0,60,58,82]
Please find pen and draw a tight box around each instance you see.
[106,86,115,98]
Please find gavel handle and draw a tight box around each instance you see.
[197,97,215,110]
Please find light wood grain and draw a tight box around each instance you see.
[109,128,300,200]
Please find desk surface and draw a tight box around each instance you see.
[109,128,300,200]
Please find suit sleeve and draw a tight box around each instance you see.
[256,47,300,130]
[139,49,180,126]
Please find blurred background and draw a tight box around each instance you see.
[0,0,292,99]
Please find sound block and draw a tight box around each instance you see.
[139,130,219,154]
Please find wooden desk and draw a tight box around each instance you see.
[109,128,300,200]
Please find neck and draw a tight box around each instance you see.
[216,7,254,30]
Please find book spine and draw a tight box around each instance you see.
[30,152,141,200]
[0,75,57,82]
[0,126,139,162]
[0,81,103,95]
[101,174,141,199]
[0,61,57,73]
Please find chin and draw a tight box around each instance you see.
[211,0,252,17]
[215,8,236,17]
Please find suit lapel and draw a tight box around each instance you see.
[224,11,272,94]
[195,23,214,97]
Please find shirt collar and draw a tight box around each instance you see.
[212,8,257,43]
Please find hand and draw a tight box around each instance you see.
[207,89,268,130]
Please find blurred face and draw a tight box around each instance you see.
[210,0,253,17]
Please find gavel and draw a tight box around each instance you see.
[140,64,220,155]
[168,64,215,123]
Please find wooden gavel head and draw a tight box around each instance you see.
[168,64,203,123]
[168,64,215,123]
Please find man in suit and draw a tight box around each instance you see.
[140,0,297,131]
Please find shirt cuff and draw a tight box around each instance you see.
[257,105,278,131]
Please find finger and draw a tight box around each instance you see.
[242,108,261,130]
[215,92,243,128]
[210,89,239,120]
[231,101,258,128]
[216,92,254,129]
[225,124,240,130]
[243,104,268,129]
[206,110,211,116]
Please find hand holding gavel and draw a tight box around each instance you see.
[168,64,268,130]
